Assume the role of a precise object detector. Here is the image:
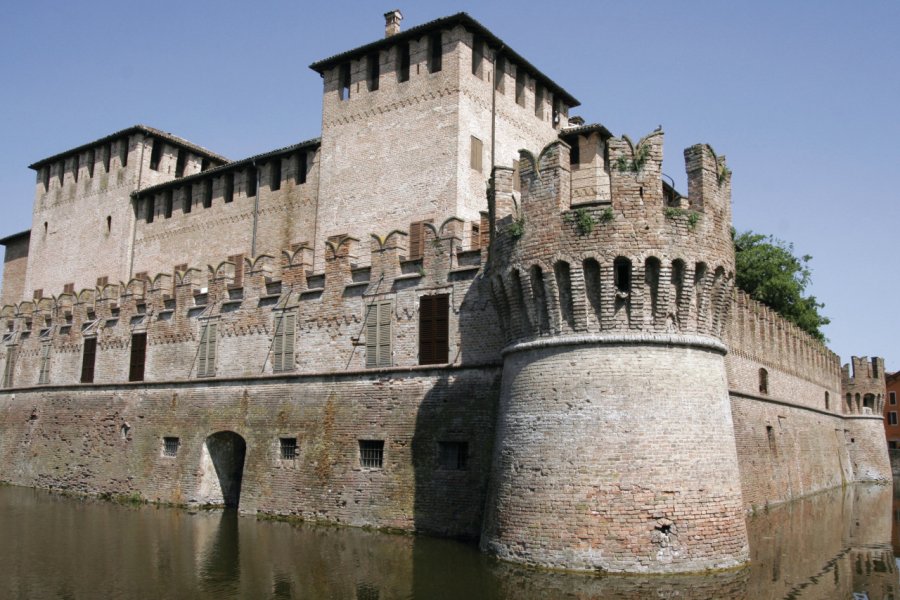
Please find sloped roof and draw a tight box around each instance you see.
[309,12,579,108]
[28,125,229,170]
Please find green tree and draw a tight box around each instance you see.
[733,230,830,342]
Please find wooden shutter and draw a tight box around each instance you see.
[377,301,392,367]
[365,304,378,368]
[419,295,449,365]
[408,219,434,260]
[2,347,15,388]
[38,344,51,384]
[282,313,295,371]
[198,322,217,377]
[470,136,483,172]
[272,314,284,372]
[129,333,146,382]
[81,338,97,383]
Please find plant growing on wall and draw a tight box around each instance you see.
[507,216,526,239]
[564,208,597,236]
[615,128,662,173]
[664,207,702,230]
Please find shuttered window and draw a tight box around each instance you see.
[81,337,97,383]
[197,322,217,378]
[38,343,51,385]
[3,346,17,388]
[408,219,433,261]
[128,333,146,382]
[470,136,483,172]
[419,294,449,365]
[272,312,296,372]
[365,301,392,368]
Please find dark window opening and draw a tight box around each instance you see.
[471,35,483,77]
[106,215,112,232]
[103,144,112,172]
[58,161,66,185]
[63,283,74,294]
[367,52,380,91]
[163,191,173,218]
[129,333,147,382]
[359,440,384,468]
[419,294,449,365]
[891,392,896,405]
[163,436,179,457]
[397,42,410,82]
[614,257,632,293]
[41,167,50,191]
[280,437,298,460]
[438,441,468,470]
[495,55,505,92]
[120,139,129,167]
[339,63,351,100]
[183,186,192,214]
[87,149,95,177]
[270,161,281,191]
[73,155,80,182]
[81,337,97,383]
[515,70,525,106]
[296,152,308,184]
[149,139,162,171]
[203,181,213,208]
[890,412,898,426]
[201,158,210,172]
[175,149,186,178]
[569,138,580,165]
[145,197,155,223]
[759,368,769,395]
[825,391,830,411]
[247,168,257,197]
[224,173,234,203]
[428,32,442,73]
[766,425,776,454]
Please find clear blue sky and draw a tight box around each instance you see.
[1,1,897,370]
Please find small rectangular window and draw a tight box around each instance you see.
[272,312,296,372]
[203,180,213,208]
[428,32,442,73]
[296,153,307,185]
[494,55,505,93]
[614,258,632,293]
[81,337,97,383]
[246,168,257,197]
[149,139,162,171]
[407,219,432,261]
[359,440,384,468]
[2,346,16,388]
[280,437,298,460]
[419,294,449,365]
[129,333,147,382]
[164,190,173,218]
[146,197,155,223]
[120,138,129,167]
[38,344,51,385]
[103,144,112,173]
[175,149,186,178]
[367,52,380,91]
[471,35,483,77]
[438,441,468,470]
[339,63,351,100]
[270,160,281,191]
[163,437,180,457]
[397,42,410,82]
[365,301,392,368]
[891,391,896,405]
[224,173,234,203]
[470,136,483,173]
[890,412,898,426]
[569,139,580,165]
[183,185,192,214]
[197,321,217,378]
[63,283,75,294]
[534,84,544,119]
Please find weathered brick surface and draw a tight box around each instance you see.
[0,233,28,307]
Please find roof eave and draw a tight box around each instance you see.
[0,230,31,245]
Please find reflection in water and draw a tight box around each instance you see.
[0,482,896,599]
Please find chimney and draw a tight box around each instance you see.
[384,9,403,37]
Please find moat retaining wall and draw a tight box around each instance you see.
[0,366,500,539]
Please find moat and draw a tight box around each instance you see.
[0,482,897,599]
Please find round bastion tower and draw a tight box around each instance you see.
[480,130,750,574]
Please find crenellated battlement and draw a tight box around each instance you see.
[842,356,887,415]
[486,134,735,346]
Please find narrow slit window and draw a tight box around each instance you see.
[73,155,80,182]
[224,173,234,203]
[120,138,129,167]
[183,186,192,214]
[149,139,162,171]
[471,35,483,77]
[494,55,505,93]
[203,180,213,208]
[103,144,112,172]
[339,63,351,100]
[515,69,526,106]
[81,337,97,383]
[359,440,384,468]
[428,32,442,73]
[569,138,580,165]
[58,161,66,185]
[87,149,95,177]
[174,149,186,177]
[246,168,257,197]
[41,166,50,191]
[614,257,632,293]
[367,52,380,91]
[145,197,155,223]
[163,191,173,218]
[891,391,896,405]
[280,437,298,460]
[296,152,307,185]
[759,368,769,395]
[163,437,180,457]
[270,160,281,191]
[397,42,410,82]
[129,333,147,382]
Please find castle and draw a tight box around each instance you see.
[0,11,890,574]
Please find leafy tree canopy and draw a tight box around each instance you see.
[733,230,830,342]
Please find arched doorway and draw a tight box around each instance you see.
[200,431,247,508]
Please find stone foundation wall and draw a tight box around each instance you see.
[0,366,500,539]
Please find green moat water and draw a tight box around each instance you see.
[0,482,897,599]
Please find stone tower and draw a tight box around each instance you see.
[841,356,891,480]
[480,132,750,573]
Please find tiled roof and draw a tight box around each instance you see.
[0,230,30,245]
[134,137,320,198]
[28,125,229,170]
[309,12,579,108]
[560,123,614,139]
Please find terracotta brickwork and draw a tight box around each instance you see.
[0,11,891,576]
[885,371,900,450]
